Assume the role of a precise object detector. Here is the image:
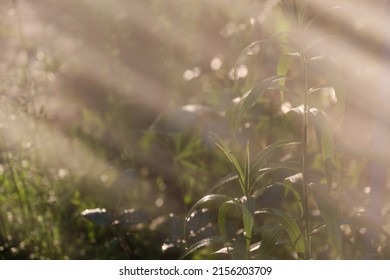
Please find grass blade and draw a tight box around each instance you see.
[209,132,245,194]
[307,57,346,114]
[258,226,283,258]
[231,76,288,127]
[208,172,238,194]
[244,141,250,196]
[254,182,303,217]
[309,109,335,189]
[184,194,232,235]
[179,236,228,259]
[257,208,305,255]
[249,141,299,190]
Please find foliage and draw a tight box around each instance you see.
[0,0,389,260]
[181,0,390,260]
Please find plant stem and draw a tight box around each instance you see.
[294,0,311,259]
[301,53,311,260]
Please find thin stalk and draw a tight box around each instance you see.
[301,53,311,259]
[293,0,311,259]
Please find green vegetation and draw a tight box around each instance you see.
[0,0,390,259]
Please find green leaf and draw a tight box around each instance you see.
[209,132,245,194]
[323,158,333,192]
[251,141,299,172]
[258,226,283,258]
[179,236,229,259]
[310,183,342,257]
[242,204,255,242]
[208,172,238,194]
[185,194,232,234]
[245,196,257,215]
[187,194,232,214]
[244,142,250,196]
[254,182,303,217]
[309,108,335,189]
[309,108,335,159]
[249,141,300,191]
[309,109,334,157]
[218,200,254,246]
[284,106,335,188]
[257,208,305,254]
[263,161,301,172]
[281,182,303,216]
[277,53,299,103]
[231,76,288,128]
[218,202,232,237]
[251,161,301,192]
[307,57,346,114]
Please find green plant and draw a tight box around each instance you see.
[182,0,353,260]
[182,134,303,259]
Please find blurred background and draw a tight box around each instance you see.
[0,0,389,259]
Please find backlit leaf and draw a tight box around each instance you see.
[307,57,346,114]
[258,226,283,258]
[218,199,254,242]
[231,76,288,128]
[254,182,303,217]
[249,141,299,191]
[185,194,232,221]
[244,142,250,196]
[185,194,232,236]
[208,172,238,194]
[309,108,335,189]
[257,208,305,254]
[209,132,245,194]
[179,236,229,260]
[277,53,299,102]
